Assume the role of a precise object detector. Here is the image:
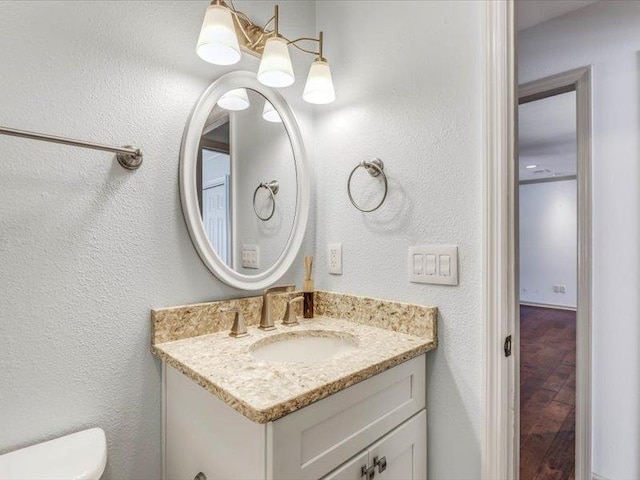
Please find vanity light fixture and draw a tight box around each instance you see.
[196,1,335,103]
[258,35,295,87]
[196,3,242,65]
[217,88,250,110]
[262,101,282,123]
[303,34,336,105]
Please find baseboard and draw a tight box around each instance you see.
[592,473,610,480]
[519,301,577,312]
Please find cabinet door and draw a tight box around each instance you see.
[321,451,368,480]
[368,410,426,480]
[271,355,426,479]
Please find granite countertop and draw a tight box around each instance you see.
[153,316,436,423]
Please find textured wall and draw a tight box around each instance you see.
[314,2,484,478]
[0,1,315,478]
[519,2,640,478]
[520,180,577,308]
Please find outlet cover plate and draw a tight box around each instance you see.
[328,243,343,275]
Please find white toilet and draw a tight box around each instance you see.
[0,428,106,480]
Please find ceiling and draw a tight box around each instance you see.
[518,91,576,181]
[516,0,598,31]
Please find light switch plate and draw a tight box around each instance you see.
[241,244,260,269]
[328,243,343,275]
[409,245,458,285]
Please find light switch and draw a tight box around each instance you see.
[426,254,437,275]
[408,245,458,286]
[241,244,260,269]
[439,255,451,276]
[413,254,424,275]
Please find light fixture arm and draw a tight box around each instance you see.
[287,31,324,60]
[213,1,325,61]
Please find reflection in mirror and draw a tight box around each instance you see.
[196,88,296,275]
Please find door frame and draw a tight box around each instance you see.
[518,66,593,480]
[483,2,593,478]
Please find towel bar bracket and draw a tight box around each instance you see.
[116,145,143,170]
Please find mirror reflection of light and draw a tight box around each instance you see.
[217,88,250,111]
[262,101,282,123]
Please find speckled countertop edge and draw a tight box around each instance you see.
[154,342,435,424]
[153,316,436,424]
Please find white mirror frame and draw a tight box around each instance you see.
[180,71,310,291]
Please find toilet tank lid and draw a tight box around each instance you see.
[0,428,106,480]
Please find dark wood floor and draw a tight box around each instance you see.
[520,305,576,480]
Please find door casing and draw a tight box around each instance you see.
[483,2,593,478]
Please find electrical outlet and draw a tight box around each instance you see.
[328,243,342,275]
[241,245,260,269]
[553,285,566,294]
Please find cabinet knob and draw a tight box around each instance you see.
[194,473,207,480]
[374,456,387,473]
[361,464,375,479]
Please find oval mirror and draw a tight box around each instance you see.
[180,71,310,290]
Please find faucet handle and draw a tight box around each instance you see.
[282,296,304,327]
[221,306,248,338]
[264,284,296,295]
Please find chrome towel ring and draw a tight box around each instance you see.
[253,180,279,221]
[347,158,388,213]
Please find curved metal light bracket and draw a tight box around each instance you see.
[221,0,324,60]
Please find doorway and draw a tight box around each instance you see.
[517,67,592,480]
[480,5,594,476]
[518,89,579,479]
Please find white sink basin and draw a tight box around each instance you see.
[250,331,358,363]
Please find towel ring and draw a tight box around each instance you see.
[347,158,388,213]
[253,180,279,221]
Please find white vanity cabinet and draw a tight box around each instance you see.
[163,354,427,480]
[323,410,426,480]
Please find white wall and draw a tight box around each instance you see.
[314,2,484,478]
[519,2,640,478]
[519,180,577,308]
[0,1,316,478]
[231,96,297,274]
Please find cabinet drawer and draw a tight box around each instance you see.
[269,355,426,480]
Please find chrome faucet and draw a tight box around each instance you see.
[259,284,295,330]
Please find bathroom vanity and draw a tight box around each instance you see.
[164,353,425,480]
[159,71,437,479]
[152,291,437,480]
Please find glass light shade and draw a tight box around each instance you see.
[196,4,241,65]
[262,101,282,123]
[257,37,295,87]
[217,88,250,111]
[303,60,336,104]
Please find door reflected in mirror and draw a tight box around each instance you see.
[196,88,297,274]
